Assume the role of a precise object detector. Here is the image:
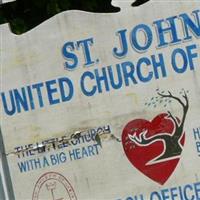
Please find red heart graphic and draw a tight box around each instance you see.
[122,113,185,185]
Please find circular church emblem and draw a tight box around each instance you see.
[32,172,77,200]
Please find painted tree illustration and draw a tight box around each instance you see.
[129,90,189,162]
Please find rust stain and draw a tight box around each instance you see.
[126,93,139,105]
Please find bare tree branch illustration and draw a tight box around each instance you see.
[129,90,189,162]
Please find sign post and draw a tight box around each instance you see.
[0,128,15,200]
[0,174,5,200]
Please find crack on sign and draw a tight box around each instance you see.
[94,127,121,146]
[5,125,121,158]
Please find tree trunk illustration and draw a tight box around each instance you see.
[129,90,189,162]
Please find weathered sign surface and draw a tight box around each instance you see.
[1,1,200,199]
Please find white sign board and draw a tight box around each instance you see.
[1,1,200,199]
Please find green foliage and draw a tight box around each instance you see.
[0,0,119,34]
[0,0,148,34]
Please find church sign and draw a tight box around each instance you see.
[0,1,200,199]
